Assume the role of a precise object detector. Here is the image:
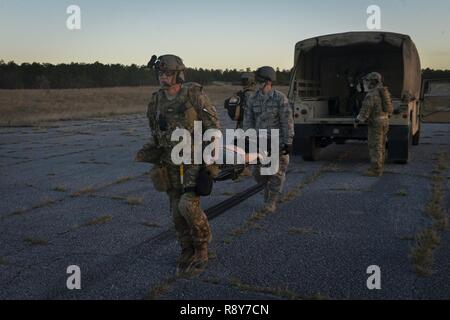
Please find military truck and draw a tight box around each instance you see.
[289,32,422,163]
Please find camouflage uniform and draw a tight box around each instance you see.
[235,87,256,129]
[357,83,390,175]
[145,82,220,273]
[243,88,294,209]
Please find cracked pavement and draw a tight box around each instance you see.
[0,112,449,300]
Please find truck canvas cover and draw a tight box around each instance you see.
[290,32,422,101]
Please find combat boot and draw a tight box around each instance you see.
[240,166,252,178]
[176,242,194,276]
[363,164,379,177]
[183,243,209,277]
[262,192,279,213]
[374,164,384,177]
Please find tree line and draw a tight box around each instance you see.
[0,61,448,90]
[0,61,291,89]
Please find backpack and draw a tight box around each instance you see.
[224,90,248,122]
[378,86,393,114]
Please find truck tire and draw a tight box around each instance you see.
[301,137,320,161]
[412,121,421,146]
[394,127,411,164]
[388,125,411,165]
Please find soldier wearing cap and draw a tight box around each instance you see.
[236,73,256,129]
[243,66,294,213]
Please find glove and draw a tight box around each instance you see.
[205,164,221,179]
[134,143,163,164]
[354,118,361,128]
[281,144,293,156]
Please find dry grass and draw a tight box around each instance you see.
[31,197,56,209]
[225,151,352,244]
[71,186,96,197]
[12,208,26,215]
[111,195,127,201]
[410,229,441,277]
[395,189,408,197]
[53,186,68,193]
[84,215,112,226]
[114,176,133,185]
[410,152,448,277]
[24,237,49,246]
[126,196,144,206]
[0,86,154,126]
[288,227,315,236]
[0,85,288,126]
[228,277,327,300]
[141,222,161,228]
[148,276,178,300]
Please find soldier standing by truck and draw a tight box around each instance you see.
[355,72,393,177]
[135,55,221,277]
[244,66,294,213]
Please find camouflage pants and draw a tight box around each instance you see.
[368,120,389,169]
[253,155,290,197]
[165,164,212,247]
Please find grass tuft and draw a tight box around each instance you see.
[71,186,96,197]
[24,237,49,246]
[84,215,112,227]
[127,196,144,206]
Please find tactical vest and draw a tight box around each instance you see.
[148,84,201,148]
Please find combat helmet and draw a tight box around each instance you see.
[256,66,277,83]
[241,72,256,87]
[365,72,382,83]
[148,54,186,84]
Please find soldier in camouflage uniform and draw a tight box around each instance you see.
[235,73,256,129]
[135,55,221,276]
[243,67,294,213]
[355,72,392,177]
[231,73,256,177]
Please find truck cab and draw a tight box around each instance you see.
[289,32,422,163]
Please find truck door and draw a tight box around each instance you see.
[421,79,450,123]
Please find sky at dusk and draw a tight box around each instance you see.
[1,0,449,70]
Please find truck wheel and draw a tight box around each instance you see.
[393,126,411,164]
[412,121,421,146]
[302,137,320,161]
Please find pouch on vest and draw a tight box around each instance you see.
[195,166,214,196]
[150,165,171,193]
[179,102,199,130]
